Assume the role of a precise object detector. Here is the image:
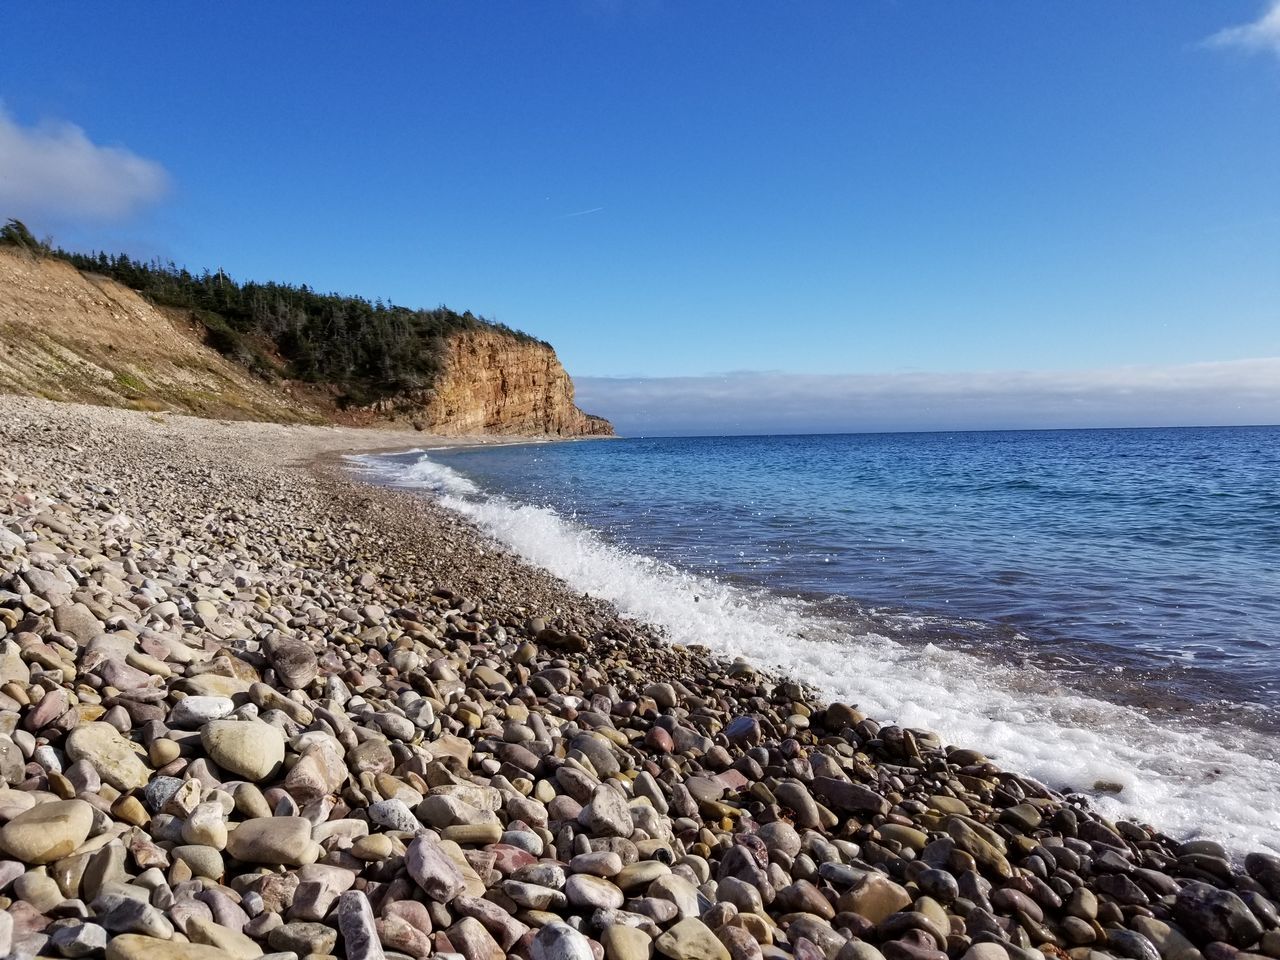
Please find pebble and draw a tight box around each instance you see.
[656,918,732,960]
[185,917,264,960]
[335,890,384,960]
[565,873,625,909]
[0,397,1272,960]
[1176,881,1266,947]
[105,936,229,960]
[65,721,151,790]
[268,921,337,955]
[406,836,466,902]
[50,922,109,958]
[583,783,634,837]
[202,720,286,780]
[0,798,93,863]
[532,922,597,960]
[226,817,320,866]
[168,695,234,727]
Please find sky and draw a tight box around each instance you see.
[2,2,1279,434]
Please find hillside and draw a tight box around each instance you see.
[0,230,612,436]
[0,247,321,423]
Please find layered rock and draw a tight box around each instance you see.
[0,249,612,437]
[368,328,613,437]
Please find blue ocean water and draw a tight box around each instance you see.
[357,426,1280,852]
[434,428,1280,716]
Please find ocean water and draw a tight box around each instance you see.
[355,426,1280,854]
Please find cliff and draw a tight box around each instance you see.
[0,246,613,436]
[366,328,614,436]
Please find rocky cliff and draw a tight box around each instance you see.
[0,247,613,436]
[367,329,613,436]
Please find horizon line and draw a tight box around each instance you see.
[608,421,1280,441]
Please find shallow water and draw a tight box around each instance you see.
[355,426,1280,854]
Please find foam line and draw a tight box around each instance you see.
[355,452,1280,856]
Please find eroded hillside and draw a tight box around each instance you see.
[0,248,322,423]
[0,247,612,436]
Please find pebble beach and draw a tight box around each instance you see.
[0,395,1278,960]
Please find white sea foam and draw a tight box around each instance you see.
[356,452,1280,857]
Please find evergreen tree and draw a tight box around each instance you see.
[31,232,547,406]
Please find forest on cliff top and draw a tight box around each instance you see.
[1,218,544,407]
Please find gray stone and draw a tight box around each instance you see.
[532,922,596,960]
[583,784,633,838]
[405,836,465,902]
[51,922,109,958]
[1175,881,1264,947]
[369,798,421,834]
[336,890,384,960]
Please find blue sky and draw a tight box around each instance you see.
[2,3,1279,431]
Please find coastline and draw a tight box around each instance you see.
[0,396,1277,960]
[351,443,1280,856]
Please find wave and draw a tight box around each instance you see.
[354,452,1280,857]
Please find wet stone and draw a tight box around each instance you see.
[1176,882,1265,947]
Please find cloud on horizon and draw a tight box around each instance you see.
[575,358,1280,436]
[0,106,169,223]
[1205,1,1280,58]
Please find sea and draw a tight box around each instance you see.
[354,426,1280,855]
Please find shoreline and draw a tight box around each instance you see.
[397,438,1280,743]
[0,396,1277,960]
[351,445,1280,854]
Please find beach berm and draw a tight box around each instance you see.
[0,395,1277,960]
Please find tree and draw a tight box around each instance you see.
[40,232,550,402]
[0,219,47,256]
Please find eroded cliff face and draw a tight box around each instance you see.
[0,249,613,436]
[369,329,613,437]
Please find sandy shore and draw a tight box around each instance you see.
[0,395,1277,960]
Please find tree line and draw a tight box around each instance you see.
[1,218,545,407]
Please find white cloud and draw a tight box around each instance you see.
[1205,1,1280,58]
[0,105,169,223]
[575,358,1280,436]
